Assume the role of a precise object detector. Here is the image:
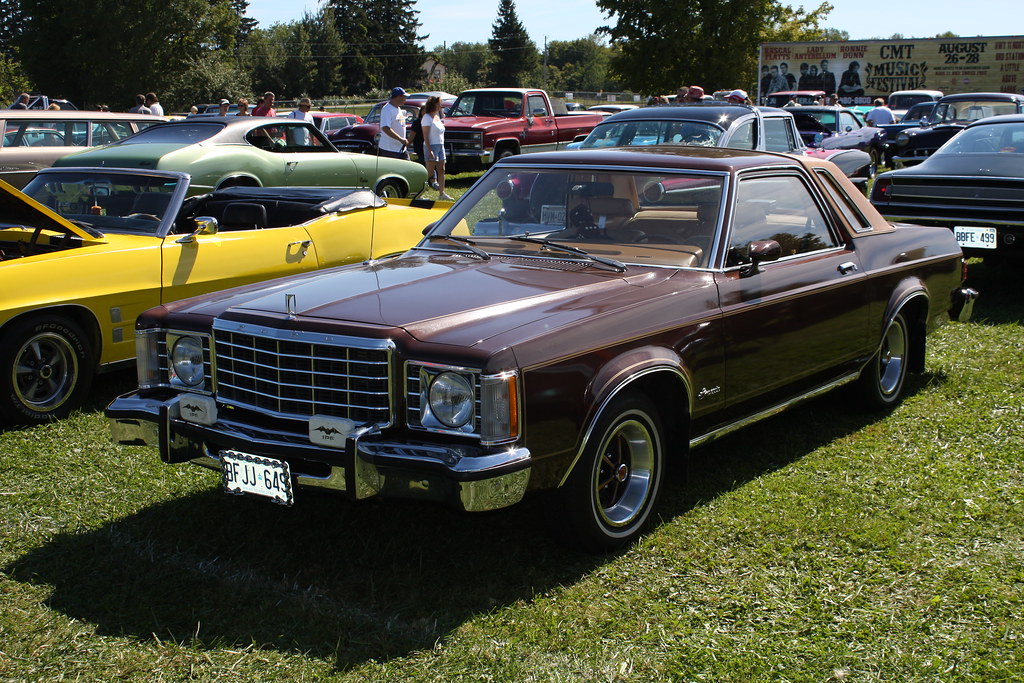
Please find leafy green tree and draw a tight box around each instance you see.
[596,0,835,95]
[432,42,491,86]
[545,35,612,92]
[0,0,23,59]
[17,0,241,110]
[327,0,425,93]
[487,0,539,86]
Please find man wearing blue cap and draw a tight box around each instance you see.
[379,87,410,159]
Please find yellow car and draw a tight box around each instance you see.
[0,167,450,423]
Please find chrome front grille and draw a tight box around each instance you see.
[212,319,393,425]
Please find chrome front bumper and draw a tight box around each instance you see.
[106,392,531,513]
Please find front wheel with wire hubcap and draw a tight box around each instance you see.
[0,315,95,424]
[858,311,909,410]
[552,393,665,552]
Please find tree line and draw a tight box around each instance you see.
[0,0,850,111]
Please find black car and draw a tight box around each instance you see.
[878,102,937,167]
[572,102,874,189]
[890,92,1024,168]
[789,105,885,167]
[871,114,1024,260]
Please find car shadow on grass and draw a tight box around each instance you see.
[964,258,1024,326]
[4,373,942,671]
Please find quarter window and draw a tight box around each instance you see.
[724,120,756,150]
[763,117,798,153]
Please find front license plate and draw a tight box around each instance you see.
[221,450,293,505]
[954,226,997,250]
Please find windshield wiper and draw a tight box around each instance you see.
[426,234,491,260]
[509,236,626,272]
[69,219,103,237]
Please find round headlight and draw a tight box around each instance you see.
[428,372,475,428]
[170,336,205,386]
[896,132,910,147]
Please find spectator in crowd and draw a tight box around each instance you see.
[47,103,59,110]
[784,98,802,107]
[819,59,837,95]
[217,99,230,116]
[129,94,151,114]
[725,89,750,105]
[864,98,896,126]
[410,103,426,165]
[236,98,250,116]
[421,95,452,201]
[678,86,705,103]
[145,92,163,117]
[288,97,314,123]
[189,105,198,115]
[252,91,276,117]
[378,87,410,160]
[10,92,29,109]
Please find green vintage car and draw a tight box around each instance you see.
[56,116,428,198]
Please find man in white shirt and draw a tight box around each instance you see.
[145,92,164,117]
[864,98,896,126]
[288,97,314,123]
[378,87,410,159]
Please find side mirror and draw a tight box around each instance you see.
[175,216,218,244]
[740,239,781,277]
[845,125,854,132]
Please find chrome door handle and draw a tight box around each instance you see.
[288,240,311,256]
[838,261,858,275]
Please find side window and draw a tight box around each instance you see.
[840,112,860,130]
[527,95,548,117]
[724,119,756,150]
[814,168,873,233]
[763,117,798,152]
[727,175,838,266]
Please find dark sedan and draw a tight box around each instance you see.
[108,146,975,552]
[871,114,1024,259]
[890,92,1024,168]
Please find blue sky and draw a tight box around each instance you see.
[245,0,1020,49]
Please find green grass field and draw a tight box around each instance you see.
[1,259,1020,682]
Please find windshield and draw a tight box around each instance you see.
[901,103,935,123]
[937,121,1024,156]
[580,120,723,148]
[423,167,725,268]
[933,100,1021,124]
[888,94,936,109]
[448,92,523,117]
[21,171,181,235]
[114,122,222,145]
[792,110,836,131]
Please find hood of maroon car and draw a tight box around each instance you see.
[190,253,672,348]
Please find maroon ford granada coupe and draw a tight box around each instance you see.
[107,147,977,551]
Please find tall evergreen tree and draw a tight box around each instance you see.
[487,0,539,86]
[327,0,424,93]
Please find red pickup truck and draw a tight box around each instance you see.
[443,88,604,167]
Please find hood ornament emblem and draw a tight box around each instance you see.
[285,293,297,318]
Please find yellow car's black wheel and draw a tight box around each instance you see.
[0,316,95,423]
